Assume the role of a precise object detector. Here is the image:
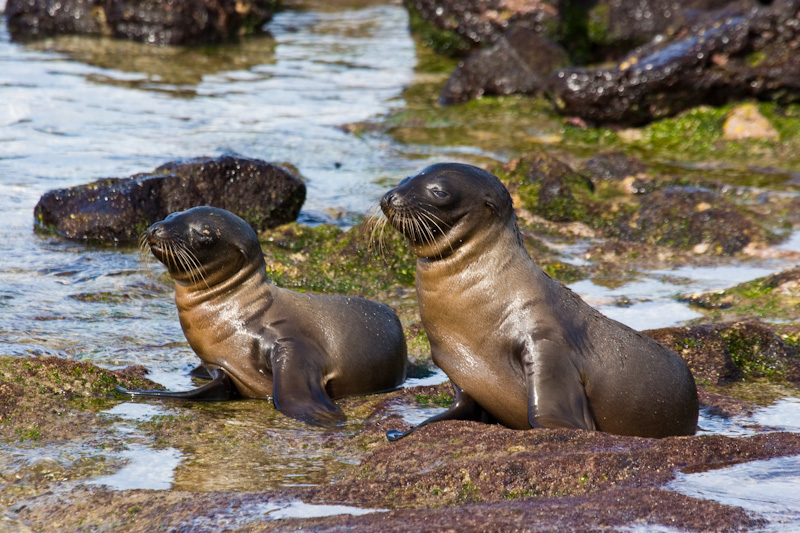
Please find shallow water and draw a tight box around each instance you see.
[1,0,800,528]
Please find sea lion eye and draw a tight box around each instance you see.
[430,188,448,199]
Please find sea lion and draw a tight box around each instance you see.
[380,162,698,440]
[118,206,408,427]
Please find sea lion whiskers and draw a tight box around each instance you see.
[138,232,153,270]
[414,206,455,257]
[362,204,390,260]
[172,239,208,288]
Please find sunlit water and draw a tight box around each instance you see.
[1,0,800,527]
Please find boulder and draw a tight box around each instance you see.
[645,321,800,385]
[4,0,277,45]
[439,26,568,105]
[34,155,305,244]
[617,186,765,254]
[549,0,800,125]
[404,0,557,52]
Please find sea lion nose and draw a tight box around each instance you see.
[380,191,396,214]
[146,222,168,244]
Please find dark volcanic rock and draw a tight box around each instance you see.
[646,321,800,385]
[618,186,765,254]
[580,151,648,183]
[4,0,276,45]
[34,156,305,244]
[440,25,569,105]
[549,0,800,125]
[586,0,745,57]
[405,0,557,50]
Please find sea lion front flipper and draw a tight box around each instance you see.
[522,340,597,431]
[116,367,239,401]
[271,342,346,428]
[386,383,488,441]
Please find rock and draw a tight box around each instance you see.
[618,186,765,254]
[439,26,569,105]
[34,156,306,244]
[580,152,653,194]
[723,103,780,140]
[580,151,648,183]
[645,321,800,385]
[519,152,594,223]
[586,0,746,58]
[404,0,557,52]
[4,0,276,45]
[549,0,800,125]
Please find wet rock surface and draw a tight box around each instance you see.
[405,0,557,52]
[549,0,800,125]
[584,0,748,58]
[646,321,800,385]
[411,0,800,122]
[439,26,568,105]
[3,312,800,530]
[33,156,305,244]
[617,185,766,254]
[4,0,277,45]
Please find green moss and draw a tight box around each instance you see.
[746,51,767,67]
[503,488,540,499]
[456,479,480,503]
[686,269,800,324]
[542,262,586,284]
[721,329,785,380]
[260,222,417,297]
[553,1,592,64]
[16,426,43,442]
[414,392,453,408]
[405,1,472,57]
[586,3,612,46]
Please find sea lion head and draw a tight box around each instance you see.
[380,162,518,259]
[145,206,262,286]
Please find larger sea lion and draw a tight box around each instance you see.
[380,163,698,440]
[118,206,408,427]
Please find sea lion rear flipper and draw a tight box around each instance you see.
[522,340,597,431]
[386,383,487,441]
[188,364,213,380]
[116,367,239,401]
[271,343,346,428]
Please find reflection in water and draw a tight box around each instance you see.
[87,444,183,491]
[21,34,279,93]
[85,402,183,491]
[185,499,385,529]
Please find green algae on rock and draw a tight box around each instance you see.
[682,267,800,323]
[646,321,800,386]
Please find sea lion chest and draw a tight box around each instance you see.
[416,256,532,428]
[175,276,277,397]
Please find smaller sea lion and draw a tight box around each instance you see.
[118,206,408,427]
[379,163,698,440]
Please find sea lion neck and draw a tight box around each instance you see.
[417,215,521,271]
[175,257,273,309]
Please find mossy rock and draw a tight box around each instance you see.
[260,221,418,298]
[616,186,767,255]
[645,321,800,385]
